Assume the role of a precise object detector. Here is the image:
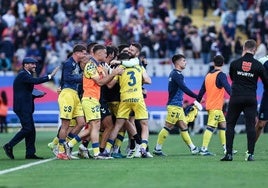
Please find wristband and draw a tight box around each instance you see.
[194,100,203,111]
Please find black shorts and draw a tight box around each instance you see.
[100,102,111,120]
[258,93,268,120]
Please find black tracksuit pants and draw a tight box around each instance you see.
[226,96,257,155]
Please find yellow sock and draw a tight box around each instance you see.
[202,129,213,148]
[141,140,148,150]
[155,128,169,150]
[219,129,226,146]
[58,143,65,153]
[52,137,59,145]
[114,131,125,148]
[66,137,71,142]
[92,143,100,156]
[68,138,78,148]
[180,130,193,145]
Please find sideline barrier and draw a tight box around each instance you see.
[148,111,246,134]
[7,110,246,134]
[7,110,60,128]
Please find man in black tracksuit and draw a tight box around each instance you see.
[221,39,268,161]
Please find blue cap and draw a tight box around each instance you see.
[22,57,38,64]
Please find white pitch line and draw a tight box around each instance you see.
[0,148,92,175]
[0,158,56,175]
[0,139,128,175]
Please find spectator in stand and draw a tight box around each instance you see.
[2,0,268,77]
[245,12,254,39]
[254,32,267,60]
[2,9,16,28]
[26,43,42,76]
[44,45,61,87]
[201,26,213,64]
[210,35,221,61]
[202,0,209,18]
[234,36,243,59]
[0,52,11,72]
[183,31,193,59]
[13,0,26,20]
[167,30,181,57]
[182,0,193,15]
[0,90,8,133]
[0,28,14,65]
[0,17,7,36]
[259,0,268,17]
[0,0,11,15]
[190,26,202,59]
[220,36,233,64]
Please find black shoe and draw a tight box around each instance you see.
[220,154,233,161]
[25,155,44,159]
[3,143,14,159]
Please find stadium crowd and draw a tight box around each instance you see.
[1,0,268,162]
[0,0,268,83]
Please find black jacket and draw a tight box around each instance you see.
[229,53,268,97]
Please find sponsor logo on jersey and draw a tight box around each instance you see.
[242,61,252,72]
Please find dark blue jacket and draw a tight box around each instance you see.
[13,69,49,113]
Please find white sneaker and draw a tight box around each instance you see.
[200,149,215,156]
[52,147,59,156]
[63,142,72,158]
[78,146,90,159]
[134,145,141,158]
[126,149,136,159]
[191,147,200,155]
[146,151,154,158]
[94,152,113,160]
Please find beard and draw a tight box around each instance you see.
[128,52,135,58]
[29,67,36,74]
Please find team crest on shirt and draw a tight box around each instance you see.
[242,61,252,72]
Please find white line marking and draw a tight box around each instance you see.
[0,138,128,175]
[0,151,79,175]
[0,158,56,175]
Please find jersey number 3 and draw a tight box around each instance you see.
[127,71,136,86]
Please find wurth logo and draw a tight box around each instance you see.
[242,61,252,72]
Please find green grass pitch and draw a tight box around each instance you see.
[1,130,268,188]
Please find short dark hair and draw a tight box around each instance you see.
[118,44,129,53]
[244,39,257,51]
[92,44,106,54]
[131,42,142,52]
[213,55,224,66]
[117,52,130,60]
[172,54,185,64]
[106,45,118,59]
[87,42,98,53]
[73,44,87,53]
